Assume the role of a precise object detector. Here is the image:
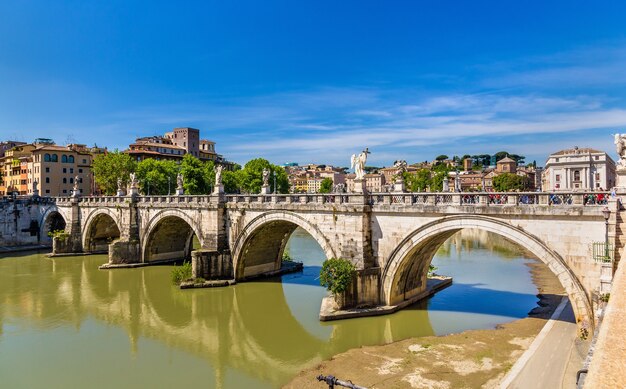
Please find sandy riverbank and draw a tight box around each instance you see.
[284,260,566,389]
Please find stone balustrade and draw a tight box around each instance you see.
[39,191,611,207]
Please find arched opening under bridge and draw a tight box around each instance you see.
[143,215,201,263]
[83,213,121,253]
[381,215,592,328]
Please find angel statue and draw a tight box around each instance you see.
[73,175,80,191]
[262,168,270,187]
[393,160,407,184]
[614,133,626,168]
[117,177,123,191]
[351,148,370,180]
[129,173,138,189]
[176,173,184,190]
[214,164,223,186]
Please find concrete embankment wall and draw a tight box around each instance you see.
[584,259,626,388]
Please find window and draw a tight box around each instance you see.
[69,178,74,184]
[78,168,83,173]
[63,168,67,173]
[63,189,67,194]
[555,183,560,189]
[597,183,601,188]
[69,156,74,163]
[595,156,599,161]
[574,170,581,181]
[46,167,49,173]
[45,177,50,183]
[51,154,58,162]
[596,173,600,180]
[63,178,67,184]
[62,155,68,163]
[70,168,74,174]
[555,174,561,182]
[44,154,51,162]
[82,159,87,164]
[45,189,50,194]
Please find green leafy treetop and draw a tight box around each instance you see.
[319,258,356,295]
[319,177,333,193]
[92,151,137,195]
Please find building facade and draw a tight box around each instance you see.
[1,141,95,196]
[126,127,227,164]
[542,147,615,191]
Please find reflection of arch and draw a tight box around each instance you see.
[381,215,592,326]
[142,210,203,263]
[82,209,121,253]
[232,211,336,280]
[40,207,67,244]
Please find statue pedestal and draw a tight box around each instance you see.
[128,187,139,197]
[72,189,81,198]
[32,190,39,197]
[616,168,626,191]
[117,190,126,197]
[175,188,184,196]
[393,180,406,193]
[260,185,270,195]
[352,179,367,194]
[213,184,224,195]
[442,178,450,193]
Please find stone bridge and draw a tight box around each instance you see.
[14,191,621,328]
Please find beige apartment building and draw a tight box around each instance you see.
[127,127,224,164]
[1,140,94,196]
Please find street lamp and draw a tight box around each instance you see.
[602,206,611,261]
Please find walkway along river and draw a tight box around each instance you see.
[0,228,547,388]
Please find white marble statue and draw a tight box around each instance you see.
[262,168,270,187]
[33,180,38,192]
[214,164,223,186]
[176,173,184,190]
[73,176,80,191]
[117,178,123,191]
[393,160,407,183]
[614,133,626,168]
[351,148,370,180]
[129,173,138,189]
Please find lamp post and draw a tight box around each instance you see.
[602,206,611,261]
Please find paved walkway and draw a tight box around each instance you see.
[501,298,579,389]
[0,244,50,254]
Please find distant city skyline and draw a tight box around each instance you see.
[1,1,625,166]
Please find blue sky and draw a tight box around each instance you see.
[1,1,625,167]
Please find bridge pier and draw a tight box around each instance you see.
[51,197,83,255]
[107,196,141,264]
[191,249,233,280]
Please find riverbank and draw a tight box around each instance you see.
[0,244,50,255]
[284,260,566,389]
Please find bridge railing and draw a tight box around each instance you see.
[368,192,611,206]
[40,191,611,207]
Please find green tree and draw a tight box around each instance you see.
[494,151,525,164]
[404,169,431,192]
[92,151,136,195]
[180,154,209,194]
[135,159,178,195]
[493,173,529,191]
[435,154,449,162]
[222,169,240,193]
[236,158,290,194]
[319,177,333,193]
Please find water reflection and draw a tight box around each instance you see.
[0,228,542,388]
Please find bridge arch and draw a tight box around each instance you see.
[82,209,122,253]
[381,214,593,328]
[142,209,204,263]
[39,206,67,244]
[232,211,337,280]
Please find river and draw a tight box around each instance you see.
[0,228,541,388]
